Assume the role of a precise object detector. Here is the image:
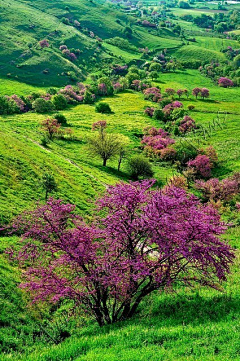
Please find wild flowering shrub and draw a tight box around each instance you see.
[162,101,183,120]
[39,39,49,48]
[187,154,213,178]
[144,107,155,117]
[218,77,234,88]
[59,85,84,104]
[143,87,162,102]
[179,115,196,134]
[195,173,240,202]
[159,146,177,161]
[142,127,175,157]
[199,146,218,166]
[113,82,122,93]
[200,88,210,99]
[165,88,175,96]
[176,89,184,99]
[92,120,107,131]
[10,95,26,112]
[164,175,188,191]
[10,181,234,326]
[41,118,61,140]
[98,83,108,96]
[59,45,68,51]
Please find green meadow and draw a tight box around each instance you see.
[0,69,240,360]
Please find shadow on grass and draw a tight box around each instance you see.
[82,292,240,338]
[212,164,233,178]
[89,163,130,180]
[137,292,240,325]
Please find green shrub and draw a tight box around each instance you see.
[52,94,68,110]
[128,155,154,180]
[0,96,18,114]
[32,98,54,113]
[95,102,112,114]
[54,113,67,125]
[154,109,165,121]
[174,142,198,166]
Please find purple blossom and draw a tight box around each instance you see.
[10,182,234,326]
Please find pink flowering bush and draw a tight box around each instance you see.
[98,83,108,96]
[162,101,184,121]
[113,82,122,93]
[142,127,175,157]
[187,154,213,178]
[59,85,84,104]
[179,116,196,134]
[144,107,155,117]
[10,95,26,112]
[218,77,234,88]
[59,45,68,51]
[39,39,49,48]
[176,89,184,99]
[200,88,210,99]
[160,146,177,161]
[92,120,107,131]
[143,87,162,102]
[10,181,234,326]
[165,88,175,96]
[195,176,239,203]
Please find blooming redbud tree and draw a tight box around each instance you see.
[200,88,210,99]
[39,39,49,48]
[218,77,234,88]
[192,87,202,99]
[187,154,213,178]
[11,181,234,326]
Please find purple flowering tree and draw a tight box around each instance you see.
[200,88,210,100]
[11,181,234,326]
[218,77,234,88]
[39,39,49,48]
[176,89,184,99]
[192,87,202,99]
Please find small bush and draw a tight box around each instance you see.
[41,136,50,147]
[54,113,67,125]
[33,98,54,113]
[174,143,198,166]
[52,94,68,110]
[153,109,165,121]
[128,155,154,180]
[188,105,195,110]
[95,102,112,114]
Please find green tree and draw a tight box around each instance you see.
[89,126,123,167]
[42,173,58,200]
[149,62,161,72]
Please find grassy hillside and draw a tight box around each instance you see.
[0,1,240,360]
[0,0,182,87]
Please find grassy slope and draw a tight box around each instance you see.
[0,0,182,87]
[0,69,240,360]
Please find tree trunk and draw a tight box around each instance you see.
[103,158,107,166]
[118,157,122,172]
